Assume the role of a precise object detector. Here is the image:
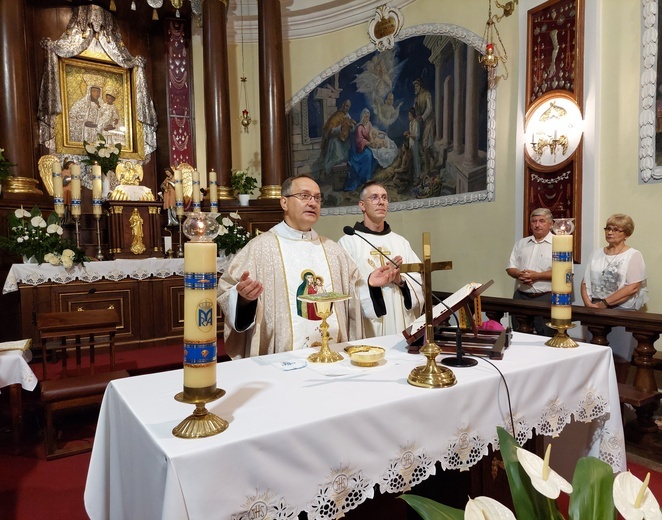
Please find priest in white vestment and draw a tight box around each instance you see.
[218,175,377,359]
[338,181,424,337]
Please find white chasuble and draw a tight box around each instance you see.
[276,235,339,349]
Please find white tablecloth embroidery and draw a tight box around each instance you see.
[0,348,38,392]
[84,333,625,520]
[3,257,231,294]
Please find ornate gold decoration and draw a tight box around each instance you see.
[1,176,43,195]
[216,185,234,200]
[368,5,404,52]
[175,162,194,198]
[545,320,578,348]
[173,388,228,438]
[115,161,143,185]
[259,184,281,199]
[38,155,60,196]
[129,208,146,255]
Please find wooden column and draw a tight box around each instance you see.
[202,0,233,199]
[257,0,287,198]
[0,0,39,192]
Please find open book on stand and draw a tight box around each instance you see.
[402,280,509,359]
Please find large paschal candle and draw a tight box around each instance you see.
[183,237,218,396]
[551,232,573,321]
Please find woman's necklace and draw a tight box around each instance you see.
[602,243,626,275]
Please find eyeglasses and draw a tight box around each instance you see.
[284,192,323,204]
[603,226,624,233]
[361,194,389,204]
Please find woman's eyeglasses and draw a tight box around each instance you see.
[603,226,624,233]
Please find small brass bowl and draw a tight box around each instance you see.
[345,346,385,367]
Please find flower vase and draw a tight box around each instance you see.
[22,255,38,264]
[238,194,250,206]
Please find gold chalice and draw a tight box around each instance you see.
[297,293,349,363]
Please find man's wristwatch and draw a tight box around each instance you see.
[599,298,612,308]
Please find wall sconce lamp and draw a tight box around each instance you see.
[479,0,516,87]
[525,94,583,167]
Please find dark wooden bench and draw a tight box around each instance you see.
[617,382,661,434]
[36,309,128,460]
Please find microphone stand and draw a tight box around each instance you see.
[343,226,476,367]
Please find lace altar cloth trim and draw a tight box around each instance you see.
[228,386,621,520]
[3,258,229,294]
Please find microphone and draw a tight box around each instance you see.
[343,226,476,367]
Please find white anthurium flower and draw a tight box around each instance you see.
[222,217,233,227]
[46,223,63,235]
[465,496,516,520]
[112,145,120,154]
[516,444,573,499]
[614,471,662,520]
[229,212,240,220]
[99,148,110,158]
[85,144,97,154]
[15,207,30,218]
[218,225,228,236]
[31,216,46,228]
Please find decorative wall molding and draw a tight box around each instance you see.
[639,0,662,183]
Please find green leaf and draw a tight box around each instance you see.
[497,426,564,520]
[399,494,464,520]
[567,457,615,520]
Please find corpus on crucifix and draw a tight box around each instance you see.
[399,232,456,388]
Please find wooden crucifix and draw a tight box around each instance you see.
[399,232,456,388]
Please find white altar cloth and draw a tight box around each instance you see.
[0,346,37,393]
[3,257,230,294]
[84,333,625,520]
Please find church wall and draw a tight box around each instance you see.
[189,1,662,332]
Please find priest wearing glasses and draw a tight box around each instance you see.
[338,181,424,337]
[218,175,373,358]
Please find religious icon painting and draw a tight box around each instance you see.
[287,28,495,215]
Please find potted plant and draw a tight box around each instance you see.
[230,170,258,206]
[0,147,16,194]
[0,206,88,265]
[214,211,252,257]
[400,426,661,520]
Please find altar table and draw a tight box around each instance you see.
[84,333,625,520]
[0,341,38,453]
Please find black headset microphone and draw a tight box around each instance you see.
[342,226,475,367]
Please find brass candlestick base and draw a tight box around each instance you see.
[298,294,349,363]
[173,388,228,438]
[545,320,578,348]
[408,340,457,388]
[73,214,81,248]
[176,215,184,258]
[94,215,104,261]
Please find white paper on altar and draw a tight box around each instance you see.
[408,281,483,335]
[84,333,625,520]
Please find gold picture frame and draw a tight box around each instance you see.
[55,57,144,160]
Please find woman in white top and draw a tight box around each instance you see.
[581,213,648,363]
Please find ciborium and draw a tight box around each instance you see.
[297,293,349,363]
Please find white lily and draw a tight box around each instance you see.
[516,444,573,499]
[613,471,662,520]
[229,212,240,219]
[465,496,516,520]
